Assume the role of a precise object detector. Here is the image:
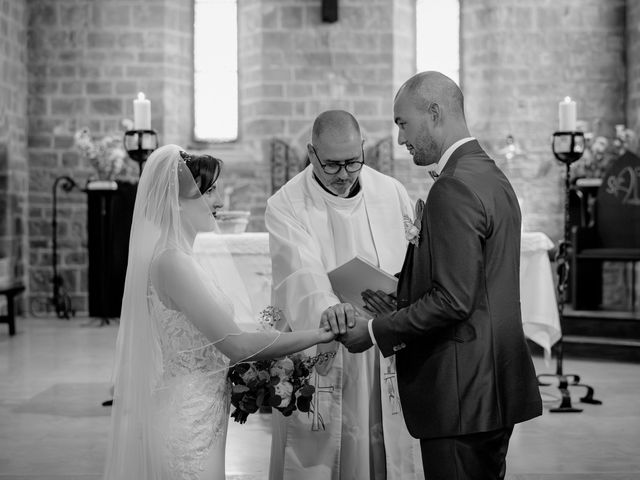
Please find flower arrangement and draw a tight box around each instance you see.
[73,127,137,182]
[403,198,424,246]
[227,307,336,424]
[571,123,638,181]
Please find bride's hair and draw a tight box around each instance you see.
[180,150,223,195]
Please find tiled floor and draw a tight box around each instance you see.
[0,318,639,479]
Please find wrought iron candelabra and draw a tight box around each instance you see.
[123,129,158,176]
[536,131,602,412]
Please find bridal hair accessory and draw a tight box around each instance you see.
[403,198,424,246]
[179,150,192,163]
[228,306,336,425]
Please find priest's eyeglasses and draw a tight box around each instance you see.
[310,144,365,175]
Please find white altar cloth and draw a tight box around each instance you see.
[194,231,561,355]
[520,231,562,356]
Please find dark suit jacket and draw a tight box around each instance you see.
[372,140,542,439]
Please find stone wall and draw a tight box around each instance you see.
[0,0,28,299]
[26,0,193,314]
[628,0,640,135]
[225,0,417,231]
[461,0,626,241]
[12,0,640,316]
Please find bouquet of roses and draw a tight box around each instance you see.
[227,306,335,424]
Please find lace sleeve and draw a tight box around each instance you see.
[151,249,332,365]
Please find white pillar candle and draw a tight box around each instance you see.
[558,96,576,131]
[133,92,151,130]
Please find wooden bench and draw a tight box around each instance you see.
[0,284,25,336]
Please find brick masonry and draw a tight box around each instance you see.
[26,0,193,314]
[461,0,627,240]
[628,0,640,134]
[2,0,638,315]
[0,0,28,299]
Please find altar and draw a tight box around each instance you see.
[194,231,561,355]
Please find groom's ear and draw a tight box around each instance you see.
[428,102,441,123]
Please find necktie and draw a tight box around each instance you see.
[428,170,439,181]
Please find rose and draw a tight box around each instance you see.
[270,357,294,379]
[257,370,271,383]
[240,364,259,384]
[273,380,294,408]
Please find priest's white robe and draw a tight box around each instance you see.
[266,165,424,480]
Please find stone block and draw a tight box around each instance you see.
[138,51,164,63]
[262,4,279,29]
[136,5,165,29]
[286,84,313,98]
[27,96,46,116]
[103,4,131,27]
[64,251,86,266]
[28,218,52,238]
[59,81,82,95]
[89,98,124,115]
[53,135,73,149]
[245,118,286,137]
[27,135,51,148]
[353,100,380,117]
[280,6,304,30]
[49,64,76,78]
[28,152,56,168]
[28,1,56,28]
[51,98,86,116]
[86,81,112,95]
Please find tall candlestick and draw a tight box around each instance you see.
[558,96,576,131]
[133,92,151,130]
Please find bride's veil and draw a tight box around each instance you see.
[103,144,254,479]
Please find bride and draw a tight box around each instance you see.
[103,145,335,479]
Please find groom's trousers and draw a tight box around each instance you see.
[419,425,514,480]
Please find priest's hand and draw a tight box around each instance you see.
[320,303,357,336]
[338,314,373,353]
[361,289,397,315]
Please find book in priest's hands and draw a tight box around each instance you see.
[327,255,398,313]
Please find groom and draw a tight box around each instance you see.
[328,71,543,479]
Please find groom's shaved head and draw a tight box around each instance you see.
[397,71,466,120]
[312,110,361,144]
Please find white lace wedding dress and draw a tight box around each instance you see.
[149,283,233,479]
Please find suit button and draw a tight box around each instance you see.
[392,343,406,352]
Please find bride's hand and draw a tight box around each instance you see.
[317,326,337,344]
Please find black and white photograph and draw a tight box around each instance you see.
[0,1,638,479]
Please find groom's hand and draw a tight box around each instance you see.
[361,289,397,315]
[339,314,373,353]
[320,303,356,336]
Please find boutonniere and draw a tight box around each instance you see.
[403,199,424,246]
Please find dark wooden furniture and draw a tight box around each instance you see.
[0,284,25,336]
[571,150,640,311]
[87,182,136,320]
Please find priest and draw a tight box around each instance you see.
[266,110,424,480]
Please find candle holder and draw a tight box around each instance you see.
[50,176,83,319]
[123,129,159,176]
[551,131,585,165]
[537,131,601,412]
